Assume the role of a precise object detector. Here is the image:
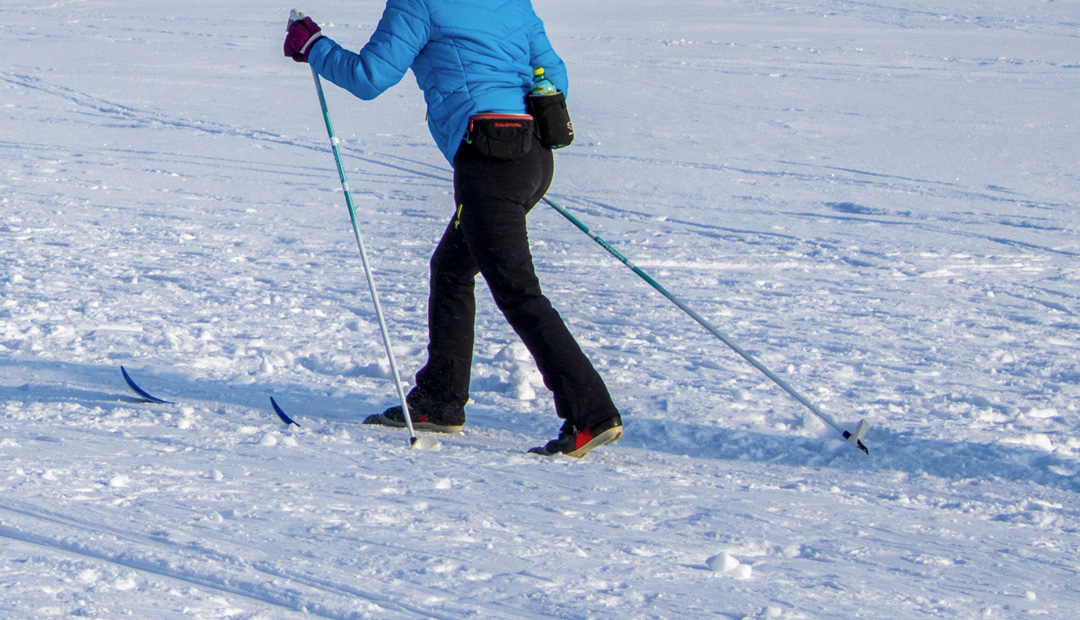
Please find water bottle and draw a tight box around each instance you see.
[527,67,574,149]
[531,68,559,96]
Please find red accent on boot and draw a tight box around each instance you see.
[574,428,595,451]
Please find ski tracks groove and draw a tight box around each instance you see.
[0,497,529,619]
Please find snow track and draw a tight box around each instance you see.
[0,499,466,619]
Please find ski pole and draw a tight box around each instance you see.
[308,64,437,450]
[542,196,869,454]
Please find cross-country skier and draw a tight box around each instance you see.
[284,1,623,457]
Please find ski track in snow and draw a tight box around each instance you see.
[2,1,1079,618]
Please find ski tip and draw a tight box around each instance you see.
[120,366,173,404]
[269,397,300,426]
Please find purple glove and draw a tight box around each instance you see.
[284,11,322,63]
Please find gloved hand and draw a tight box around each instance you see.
[284,9,322,63]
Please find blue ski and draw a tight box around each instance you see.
[270,397,300,426]
[122,366,302,429]
[120,366,174,404]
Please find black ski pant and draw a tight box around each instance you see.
[412,135,619,431]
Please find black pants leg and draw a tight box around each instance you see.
[413,136,619,430]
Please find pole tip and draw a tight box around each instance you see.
[410,435,441,451]
[843,420,870,455]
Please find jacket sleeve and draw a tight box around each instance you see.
[529,15,568,97]
[307,0,431,101]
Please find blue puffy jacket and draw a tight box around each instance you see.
[307,0,568,165]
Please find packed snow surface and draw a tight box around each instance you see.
[2,1,1078,618]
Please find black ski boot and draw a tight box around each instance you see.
[363,387,465,434]
[529,415,623,458]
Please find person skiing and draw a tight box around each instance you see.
[283,1,623,457]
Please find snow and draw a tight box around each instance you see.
[2,0,1078,617]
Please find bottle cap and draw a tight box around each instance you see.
[533,67,545,77]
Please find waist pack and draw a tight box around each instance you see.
[466,113,534,160]
[527,91,574,149]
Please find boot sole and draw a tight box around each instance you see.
[363,413,464,434]
[564,426,623,458]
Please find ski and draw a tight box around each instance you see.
[269,397,300,426]
[121,366,300,430]
[120,366,174,404]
